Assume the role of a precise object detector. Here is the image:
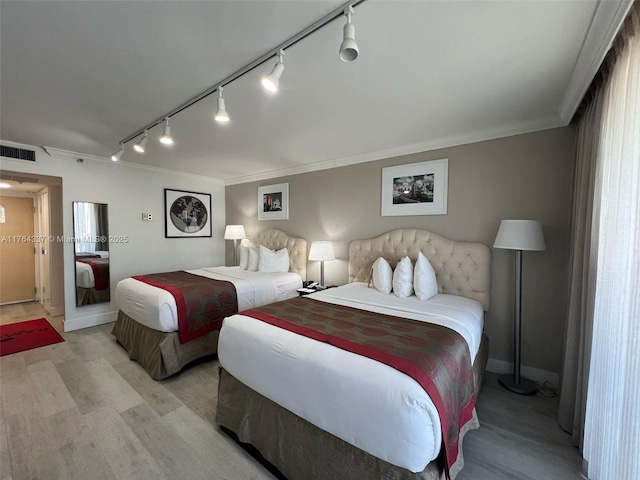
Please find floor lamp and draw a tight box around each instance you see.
[493,220,546,395]
[224,225,246,266]
[308,241,335,288]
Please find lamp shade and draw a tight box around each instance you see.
[308,241,335,261]
[224,225,246,240]
[493,220,546,251]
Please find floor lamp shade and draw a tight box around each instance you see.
[224,225,246,266]
[494,220,545,395]
[308,241,335,287]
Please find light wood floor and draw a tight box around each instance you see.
[0,301,64,333]
[0,322,583,480]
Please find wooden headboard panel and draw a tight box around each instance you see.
[245,229,307,279]
[349,229,491,310]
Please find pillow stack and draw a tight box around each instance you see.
[239,244,289,273]
[370,251,438,300]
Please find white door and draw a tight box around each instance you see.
[37,189,51,312]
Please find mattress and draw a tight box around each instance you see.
[75,261,95,288]
[217,282,484,473]
[115,266,302,332]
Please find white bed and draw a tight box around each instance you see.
[216,228,491,480]
[111,229,307,380]
[116,267,302,332]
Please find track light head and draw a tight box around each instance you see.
[133,130,148,153]
[261,50,285,93]
[339,6,359,62]
[215,87,230,123]
[111,143,124,162]
[159,117,174,145]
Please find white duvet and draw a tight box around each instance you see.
[218,282,484,473]
[115,266,302,332]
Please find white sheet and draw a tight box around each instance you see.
[75,261,95,288]
[115,266,302,332]
[218,282,484,473]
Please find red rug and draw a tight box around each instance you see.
[0,318,64,357]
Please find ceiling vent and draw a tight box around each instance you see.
[1,145,37,162]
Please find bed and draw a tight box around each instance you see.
[111,229,307,380]
[75,251,110,306]
[216,228,491,480]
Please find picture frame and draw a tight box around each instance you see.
[164,188,212,238]
[258,182,289,221]
[381,158,448,216]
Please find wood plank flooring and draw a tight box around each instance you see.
[0,321,584,480]
[0,301,64,333]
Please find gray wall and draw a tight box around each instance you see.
[226,126,576,376]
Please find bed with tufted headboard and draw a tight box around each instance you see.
[112,229,307,380]
[216,228,491,480]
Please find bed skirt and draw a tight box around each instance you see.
[111,310,219,380]
[76,286,110,307]
[216,332,490,480]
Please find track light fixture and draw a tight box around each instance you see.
[159,117,174,145]
[261,50,285,93]
[114,1,366,161]
[133,130,148,153]
[339,6,359,62]
[111,143,124,162]
[214,87,230,123]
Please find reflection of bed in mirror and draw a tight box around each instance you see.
[216,229,491,480]
[112,229,307,380]
[73,201,110,307]
[75,251,110,306]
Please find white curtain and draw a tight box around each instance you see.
[73,202,97,253]
[582,5,640,480]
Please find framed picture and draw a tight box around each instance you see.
[258,182,289,221]
[164,188,212,238]
[381,159,448,216]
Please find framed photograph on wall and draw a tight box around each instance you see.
[258,183,289,221]
[381,159,448,216]
[164,188,212,238]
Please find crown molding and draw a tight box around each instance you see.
[224,115,565,186]
[558,0,633,123]
[45,146,226,186]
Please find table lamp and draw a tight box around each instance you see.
[224,225,246,266]
[308,241,335,288]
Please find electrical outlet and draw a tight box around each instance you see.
[142,213,153,221]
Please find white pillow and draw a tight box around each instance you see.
[414,251,438,301]
[248,246,260,271]
[392,256,414,298]
[258,245,290,273]
[370,257,393,295]
[239,245,249,270]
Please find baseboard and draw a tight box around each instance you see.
[486,357,559,388]
[63,310,118,332]
[48,305,64,317]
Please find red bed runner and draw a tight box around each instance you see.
[242,297,476,478]
[133,271,238,344]
[76,257,110,290]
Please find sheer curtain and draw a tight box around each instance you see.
[566,4,639,479]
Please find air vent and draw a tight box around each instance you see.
[1,145,36,162]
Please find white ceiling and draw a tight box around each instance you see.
[0,1,631,184]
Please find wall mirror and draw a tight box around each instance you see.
[73,202,110,307]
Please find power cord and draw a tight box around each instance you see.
[536,381,558,397]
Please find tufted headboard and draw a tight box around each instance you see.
[244,229,307,279]
[349,229,491,310]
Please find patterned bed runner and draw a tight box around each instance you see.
[242,296,476,478]
[133,271,238,344]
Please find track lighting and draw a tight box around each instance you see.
[339,6,359,62]
[133,130,148,153]
[214,87,230,123]
[261,50,285,93]
[110,143,124,161]
[159,117,174,145]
